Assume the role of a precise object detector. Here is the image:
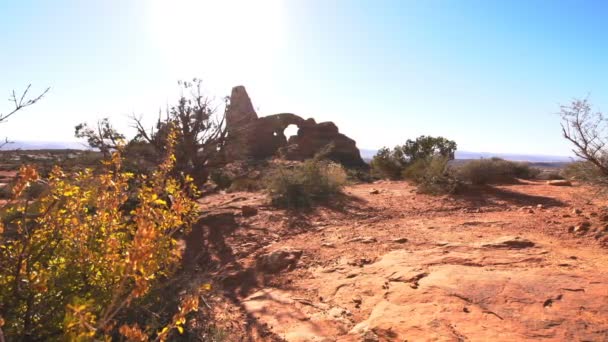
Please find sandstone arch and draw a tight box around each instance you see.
[225,86,367,168]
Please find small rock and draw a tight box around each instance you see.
[537,204,544,209]
[328,307,346,318]
[573,222,591,234]
[241,205,258,217]
[369,189,380,195]
[321,242,336,248]
[392,237,408,243]
[548,180,572,186]
[256,248,303,273]
[481,236,535,249]
[362,330,379,342]
[528,209,535,214]
[348,236,377,244]
[573,208,582,215]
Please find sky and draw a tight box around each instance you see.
[1,0,607,156]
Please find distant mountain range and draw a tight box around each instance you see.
[0,141,87,151]
[359,149,574,163]
[1,142,574,163]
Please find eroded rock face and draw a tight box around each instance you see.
[226,85,258,130]
[225,86,367,168]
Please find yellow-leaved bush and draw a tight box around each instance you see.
[0,129,204,340]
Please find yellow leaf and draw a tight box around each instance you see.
[153,199,167,206]
[177,325,184,334]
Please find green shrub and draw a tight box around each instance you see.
[456,158,540,185]
[266,159,347,208]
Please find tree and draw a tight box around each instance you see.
[74,118,125,157]
[397,135,457,163]
[76,79,227,186]
[560,98,608,176]
[132,79,227,186]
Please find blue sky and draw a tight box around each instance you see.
[1,0,607,156]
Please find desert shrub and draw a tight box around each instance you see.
[456,158,540,185]
[536,171,564,180]
[402,157,460,194]
[266,159,347,208]
[370,147,403,179]
[346,168,374,183]
[210,169,233,189]
[0,131,206,340]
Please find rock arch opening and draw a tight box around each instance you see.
[283,124,299,141]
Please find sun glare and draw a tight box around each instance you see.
[147,0,284,90]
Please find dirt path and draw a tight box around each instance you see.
[199,180,608,341]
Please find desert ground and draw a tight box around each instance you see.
[193,179,608,341]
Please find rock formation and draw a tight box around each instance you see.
[225,86,367,168]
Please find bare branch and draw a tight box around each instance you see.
[1,85,50,123]
[560,98,608,176]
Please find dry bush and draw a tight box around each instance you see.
[0,130,207,341]
[266,159,347,208]
[456,158,540,185]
